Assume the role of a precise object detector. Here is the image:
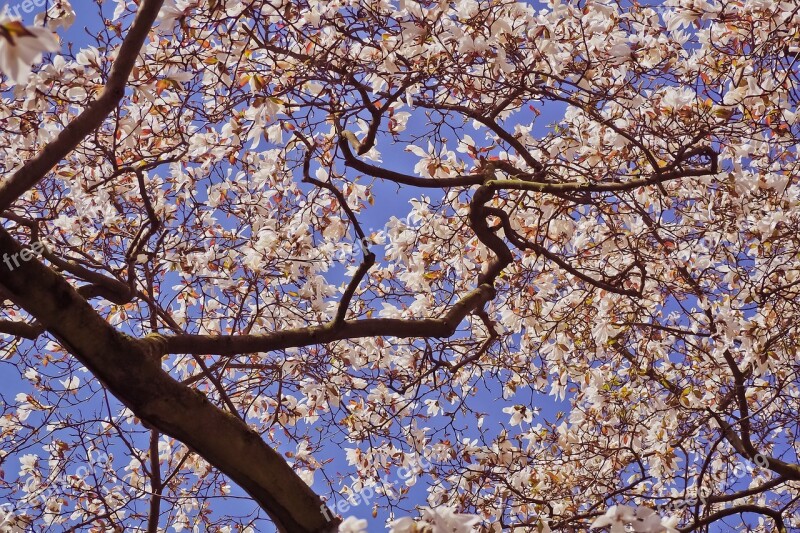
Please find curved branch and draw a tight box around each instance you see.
[485,206,642,296]
[469,184,514,284]
[685,504,787,532]
[334,252,376,325]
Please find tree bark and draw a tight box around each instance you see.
[0,228,339,533]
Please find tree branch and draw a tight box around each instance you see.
[339,135,485,188]
[148,170,526,359]
[685,504,787,532]
[154,284,496,357]
[0,319,44,339]
[147,429,162,533]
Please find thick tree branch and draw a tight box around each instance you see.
[340,136,715,193]
[702,477,788,506]
[481,165,715,193]
[0,227,338,533]
[148,171,526,359]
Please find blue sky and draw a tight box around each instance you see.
[0,1,780,531]
[0,3,573,525]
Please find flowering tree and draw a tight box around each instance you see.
[0,0,799,531]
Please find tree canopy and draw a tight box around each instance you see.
[0,0,799,531]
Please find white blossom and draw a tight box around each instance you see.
[591,505,678,533]
[0,18,58,85]
[338,516,368,533]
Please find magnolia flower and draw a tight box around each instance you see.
[18,454,38,475]
[0,505,21,532]
[157,0,194,30]
[389,517,417,533]
[458,34,487,54]
[591,505,637,533]
[338,516,368,533]
[630,507,678,533]
[35,0,75,31]
[607,43,633,63]
[0,18,59,85]
[664,8,698,31]
[591,505,678,533]
[420,506,481,531]
[59,376,80,392]
[503,405,535,426]
[390,507,481,533]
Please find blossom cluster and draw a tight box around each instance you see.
[1,0,799,531]
[338,506,481,533]
[0,450,111,531]
[590,505,678,533]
